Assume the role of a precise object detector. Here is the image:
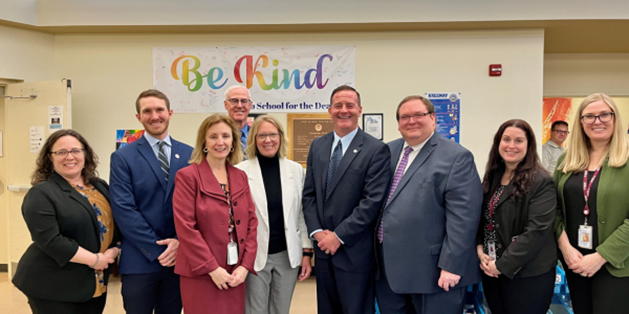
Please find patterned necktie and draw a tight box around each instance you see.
[378,146,413,243]
[158,141,170,181]
[325,141,343,200]
[241,131,248,161]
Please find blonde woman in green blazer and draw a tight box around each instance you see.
[554,93,629,314]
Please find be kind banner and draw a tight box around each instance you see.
[153,46,356,113]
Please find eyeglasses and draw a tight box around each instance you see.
[256,133,280,140]
[581,112,614,125]
[50,148,84,158]
[227,98,252,106]
[399,112,432,122]
[553,130,569,135]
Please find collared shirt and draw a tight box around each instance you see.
[144,132,172,163]
[330,127,359,158]
[241,124,250,148]
[397,132,434,175]
[542,140,564,173]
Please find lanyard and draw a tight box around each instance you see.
[582,167,601,225]
[488,185,506,232]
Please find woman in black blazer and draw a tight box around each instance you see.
[12,129,120,314]
[476,119,558,314]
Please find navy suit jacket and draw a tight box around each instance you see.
[110,135,193,274]
[302,128,391,272]
[379,134,483,294]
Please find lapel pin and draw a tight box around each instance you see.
[175,154,180,159]
[353,149,358,153]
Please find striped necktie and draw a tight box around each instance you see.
[325,141,343,200]
[378,146,413,243]
[158,141,170,181]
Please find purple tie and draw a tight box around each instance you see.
[378,146,413,243]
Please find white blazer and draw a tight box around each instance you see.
[236,157,313,271]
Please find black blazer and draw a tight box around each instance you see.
[302,128,391,272]
[12,172,120,302]
[476,168,557,279]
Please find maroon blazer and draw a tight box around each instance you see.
[173,160,258,278]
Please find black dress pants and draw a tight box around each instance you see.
[28,293,106,314]
[563,261,629,314]
[482,268,555,314]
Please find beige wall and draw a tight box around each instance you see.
[0,98,6,264]
[0,24,55,266]
[54,29,544,178]
[0,0,37,25]
[34,0,629,26]
[544,53,629,97]
[0,24,55,81]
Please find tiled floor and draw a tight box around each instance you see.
[0,272,317,314]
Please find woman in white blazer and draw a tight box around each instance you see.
[236,115,313,314]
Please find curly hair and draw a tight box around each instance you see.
[482,119,543,199]
[31,129,99,185]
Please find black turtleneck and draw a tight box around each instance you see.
[257,153,287,254]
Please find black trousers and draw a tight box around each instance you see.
[482,268,555,314]
[28,293,106,314]
[562,260,629,314]
[315,257,375,314]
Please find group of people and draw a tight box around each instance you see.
[10,85,629,314]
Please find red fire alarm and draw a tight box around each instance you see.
[489,64,502,76]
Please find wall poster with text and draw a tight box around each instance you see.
[153,46,355,113]
[425,92,460,143]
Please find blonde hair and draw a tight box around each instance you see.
[245,115,288,160]
[189,114,243,166]
[558,93,629,172]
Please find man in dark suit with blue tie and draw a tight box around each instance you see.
[110,89,193,314]
[375,95,483,314]
[303,85,391,314]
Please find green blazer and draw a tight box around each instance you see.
[554,155,629,277]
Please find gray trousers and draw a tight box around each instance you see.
[245,250,300,314]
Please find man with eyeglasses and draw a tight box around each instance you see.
[374,95,482,314]
[542,120,569,173]
[109,89,193,314]
[302,85,391,314]
[224,85,253,160]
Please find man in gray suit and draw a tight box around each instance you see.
[375,95,483,314]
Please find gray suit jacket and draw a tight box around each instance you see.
[379,133,483,294]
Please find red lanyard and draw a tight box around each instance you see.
[488,185,505,232]
[582,168,601,218]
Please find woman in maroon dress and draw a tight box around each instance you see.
[173,114,258,314]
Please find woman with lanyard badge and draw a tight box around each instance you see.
[477,119,558,314]
[173,114,258,314]
[554,93,629,314]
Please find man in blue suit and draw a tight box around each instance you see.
[303,85,391,314]
[110,89,193,314]
[375,95,483,314]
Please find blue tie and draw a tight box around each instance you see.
[158,141,170,181]
[241,131,248,161]
[326,141,343,200]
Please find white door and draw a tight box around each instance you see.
[4,79,71,277]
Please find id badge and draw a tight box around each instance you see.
[488,240,497,261]
[227,241,238,265]
[578,225,593,249]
